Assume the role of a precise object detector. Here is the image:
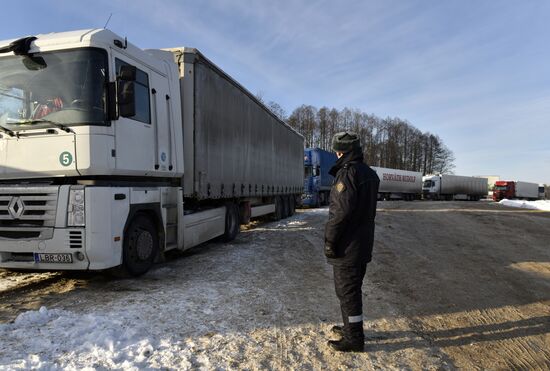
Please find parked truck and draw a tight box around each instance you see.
[302,148,336,207]
[0,29,304,275]
[372,167,422,201]
[492,181,539,201]
[538,184,546,200]
[423,174,488,201]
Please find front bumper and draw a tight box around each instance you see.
[0,227,89,270]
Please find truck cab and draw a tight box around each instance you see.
[538,185,546,200]
[493,181,513,201]
[0,30,182,273]
[301,148,336,207]
[422,175,440,199]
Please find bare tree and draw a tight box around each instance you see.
[267,101,287,121]
[286,104,455,173]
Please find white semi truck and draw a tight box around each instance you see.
[371,167,422,201]
[422,174,488,201]
[0,29,304,275]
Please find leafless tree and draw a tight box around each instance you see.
[288,105,455,174]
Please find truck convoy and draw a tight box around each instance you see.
[492,181,539,201]
[422,174,488,201]
[371,167,422,201]
[0,29,303,275]
[302,148,336,207]
[301,148,422,204]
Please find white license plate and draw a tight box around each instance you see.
[34,253,73,264]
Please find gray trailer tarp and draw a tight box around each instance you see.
[173,48,303,199]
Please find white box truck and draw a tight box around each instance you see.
[0,29,303,275]
[371,167,422,201]
[422,174,488,201]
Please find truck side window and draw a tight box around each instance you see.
[115,58,151,124]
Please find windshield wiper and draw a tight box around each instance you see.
[14,119,74,133]
[0,122,15,137]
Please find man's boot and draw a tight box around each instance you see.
[331,325,344,337]
[327,337,364,352]
[328,322,364,352]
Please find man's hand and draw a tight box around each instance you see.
[324,244,337,258]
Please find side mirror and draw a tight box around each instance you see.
[118,80,136,117]
[119,65,136,81]
[22,55,47,70]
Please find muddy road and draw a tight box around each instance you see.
[1,201,549,369]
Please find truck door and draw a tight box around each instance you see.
[111,52,154,173]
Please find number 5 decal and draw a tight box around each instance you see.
[59,151,73,167]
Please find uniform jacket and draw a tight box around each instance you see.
[324,148,380,266]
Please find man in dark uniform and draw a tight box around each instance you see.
[324,131,380,352]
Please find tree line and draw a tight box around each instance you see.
[264,100,455,175]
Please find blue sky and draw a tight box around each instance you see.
[2,0,549,184]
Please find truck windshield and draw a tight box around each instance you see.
[493,185,508,191]
[423,180,434,188]
[0,48,108,131]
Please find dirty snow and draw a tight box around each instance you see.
[499,199,550,211]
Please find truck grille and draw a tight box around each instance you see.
[0,187,58,239]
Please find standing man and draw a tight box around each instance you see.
[324,132,380,352]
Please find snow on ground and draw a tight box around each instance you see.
[0,208,350,370]
[0,206,449,370]
[499,199,550,211]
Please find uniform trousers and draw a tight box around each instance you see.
[333,262,367,340]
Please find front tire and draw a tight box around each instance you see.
[122,214,159,276]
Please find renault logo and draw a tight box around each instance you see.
[7,196,25,219]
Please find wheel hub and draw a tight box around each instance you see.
[136,230,153,261]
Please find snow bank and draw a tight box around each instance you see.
[1,306,163,370]
[499,199,550,211]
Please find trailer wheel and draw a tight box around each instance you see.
[122,214,159,276]
[288,196,295,216]
[222,202,240,242]
[282,196,291,219]
[273,196,284,221]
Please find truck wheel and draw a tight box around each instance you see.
[122,214,159,276]
[273,196,284,221]
[289,196,295,216]
[282,196,290,219]
[222,202,240,242]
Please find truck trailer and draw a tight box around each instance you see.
[0,29,303,275]
[492,181,539,201]
[302,148,336,207]
[372,167,422,201]
[423,174,488,201]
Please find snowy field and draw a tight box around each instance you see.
[499,199,550,211]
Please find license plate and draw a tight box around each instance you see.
[34,253,73,264]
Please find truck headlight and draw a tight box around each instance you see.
[67,188,85,226]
